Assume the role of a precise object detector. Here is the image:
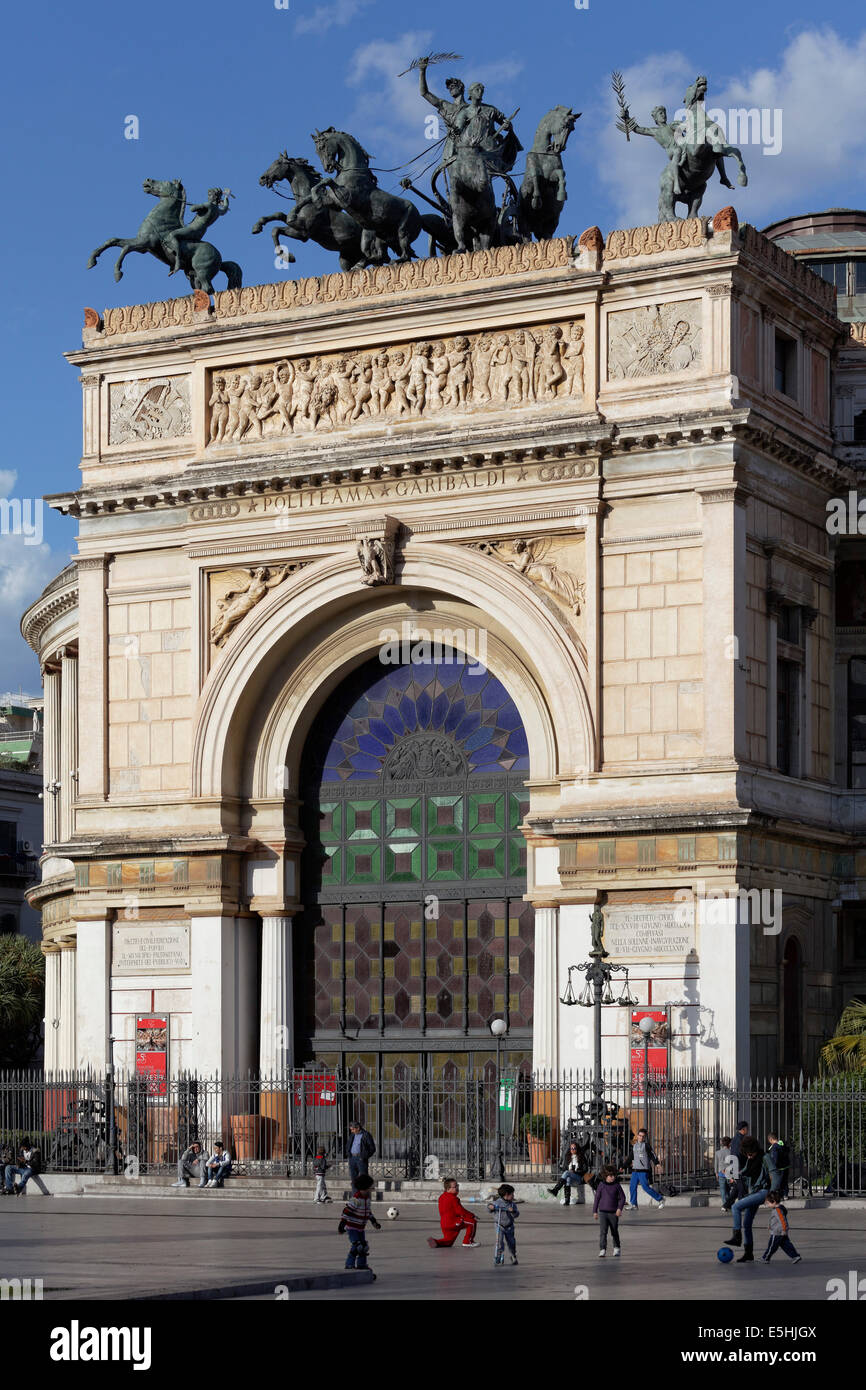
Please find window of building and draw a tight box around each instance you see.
[0,913,16,935]
[777,604,801,645]
[0,821,15,857]
[848,658,866,788]
[813,260,848,292]
[855,261,866,295]
[774,333,797,398]
[776,658,800,776]
[854,410,866,444]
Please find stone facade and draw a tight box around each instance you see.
[23,217,866,1080]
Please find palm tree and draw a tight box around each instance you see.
[0,935,45,1067]
[820,998,866,1074]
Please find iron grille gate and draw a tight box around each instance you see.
[0,1068,863,1193]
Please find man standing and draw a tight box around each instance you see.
[418,60,467,172]
[346,1120,376,1182]
[723,1120,750,1209]
[626,1127,665,1210]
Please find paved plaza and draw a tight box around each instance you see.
[1,1196,862,1302]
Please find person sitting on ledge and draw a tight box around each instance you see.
[202,1141,232,1189]
[172,1139,205,1189]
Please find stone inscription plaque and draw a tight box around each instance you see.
[112,922,191,975]
[603,904,695,959]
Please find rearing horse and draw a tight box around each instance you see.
[310,128,421,262]
[87,178,242,292]
[253,152,387,272]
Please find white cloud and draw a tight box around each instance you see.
[345,31,435,162]
[0,469,67,691]
[594,29,866,231]
[294,0,375,37]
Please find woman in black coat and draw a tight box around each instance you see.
[548,1139,589,1205]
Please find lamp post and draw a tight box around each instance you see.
[490,1017,508,1181]
[560,909,637,1177]
[638,1014,654,1134]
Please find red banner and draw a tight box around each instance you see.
[630,1009,669,1099]
[293,1073,337,1107]
[135,1015,168,1096]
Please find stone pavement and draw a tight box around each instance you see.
[1,1194,862,1301]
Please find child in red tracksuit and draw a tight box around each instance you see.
[427,1177,479,1248]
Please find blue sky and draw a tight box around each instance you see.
[1,0,865,690]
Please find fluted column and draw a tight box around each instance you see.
[58,942,77,1072]
[59,649,79,842]
[43,947,62,1075]
[532,906,560,1078]
[259,914,295,1075]
[43,665,62,845]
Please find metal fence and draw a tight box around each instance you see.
[0,1067,863,1194]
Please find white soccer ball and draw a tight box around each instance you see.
[386,1206,399,1219]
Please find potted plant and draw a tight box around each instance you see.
[520,1111,552,1166]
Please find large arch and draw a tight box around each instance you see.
[192,542,596,809]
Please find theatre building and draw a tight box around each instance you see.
[23,212,866,1086]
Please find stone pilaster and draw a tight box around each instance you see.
[58,942,77,1073]
[43,946,62,1075]
[42,665,62,845]
[59,649,79,841]
[530,905,559,1077]
[259,914,296,1075]
[75,558,109,800]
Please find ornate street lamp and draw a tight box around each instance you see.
[638,1014,654,1133]
[561,907,638,1176]
[489,1017,508,1181]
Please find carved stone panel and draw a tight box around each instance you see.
[108,376,192,445]
[607,301,702,381]
[470,535,586,617]
[208,562,305,657]
[207,319,586,447]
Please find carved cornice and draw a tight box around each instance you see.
[604,218,708,260]
[95,240,576,338]
[740,224,837,316]
[21,573,79,654]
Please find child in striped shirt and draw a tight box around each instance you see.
[338,1173,381,1270]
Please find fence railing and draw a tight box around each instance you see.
[0,1068,863,1193]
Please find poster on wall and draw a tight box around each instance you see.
[292,1071,339,1132]
[135,1015,169,1096]
[630,1008,669,1100]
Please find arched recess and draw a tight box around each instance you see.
[192,543,596,813]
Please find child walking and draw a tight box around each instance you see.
[593,1165,626,1257]
[761,1192,801,1264]
[338,1173,381,1270]
[488,1183,520,1265]
[313,1149,332,1204]
[427,1177,479,1248]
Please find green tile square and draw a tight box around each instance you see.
[510,793,529,830]
[346,844,381,883]
[469,793,505,833]
[426,839,464,880]
[385,841,421,882]
[318,802,342,841]
[321,847,342,883]
[386,798,422,838]
[509,835,527,877]
[469,837,505,878]
[427,795,463,838]
[346,800,381,840]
